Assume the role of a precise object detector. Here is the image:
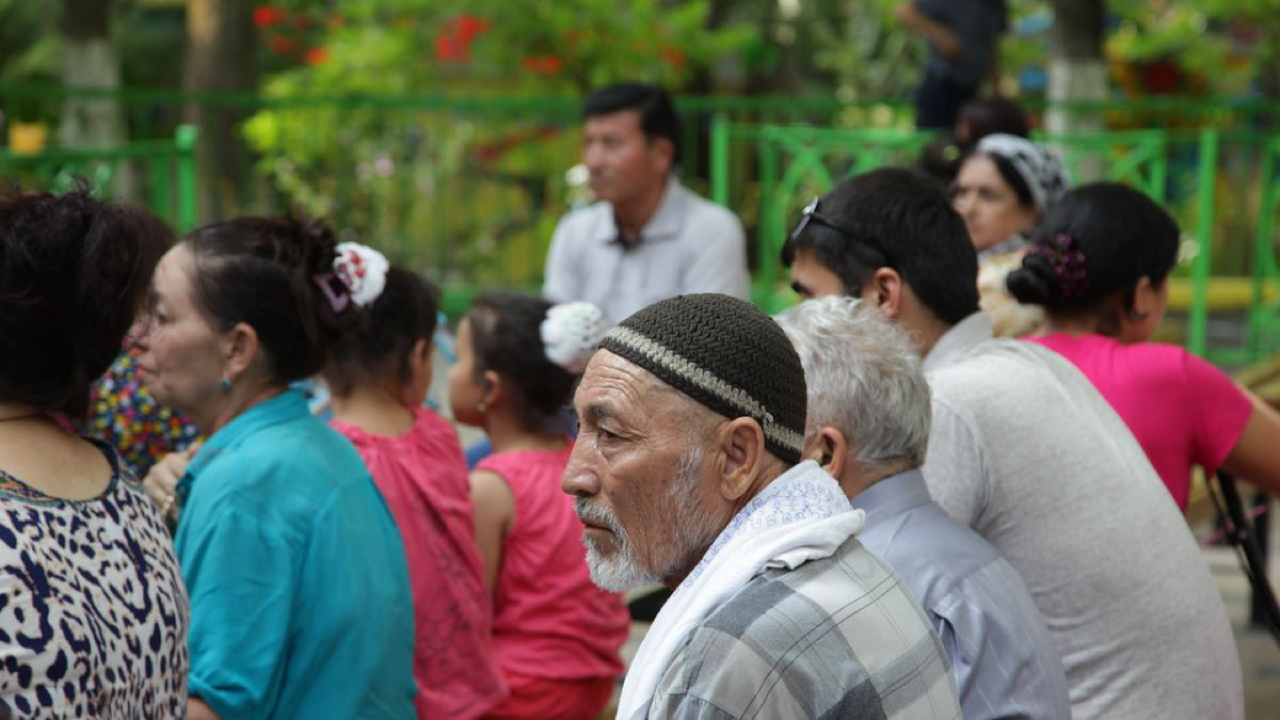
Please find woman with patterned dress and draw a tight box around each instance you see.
[0,187,190,717]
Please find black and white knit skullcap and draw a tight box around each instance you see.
[599,293,807,465]
[977,133,1072,214]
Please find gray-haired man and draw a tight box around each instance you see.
[777,296,1070,720]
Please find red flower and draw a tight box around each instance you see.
[269,35,295,55]
[521,55,563,76]
[436,35,462,62]
[304,47,329,66]
[252,6,284,28]
[456,15,490,41]
[659,45,686,70]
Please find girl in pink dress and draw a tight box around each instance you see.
[1008,182,1280,510]
[323,257,506,719]
[448,294,630,720]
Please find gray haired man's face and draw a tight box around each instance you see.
[561,351,726,591]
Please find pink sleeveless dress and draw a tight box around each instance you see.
[333,408,506,719]
[476,441,630,719]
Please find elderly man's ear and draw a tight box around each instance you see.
[715,417,773,501]
[802,427,849,481]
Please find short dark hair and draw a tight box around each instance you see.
[185,216,355,385]
[781,168,980,326]
[0,185,172,417]
[583,82,682,167]
[1008,182,1179,314]
[466,293,578,426]
[324,267,439,397]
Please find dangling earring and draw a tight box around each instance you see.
[220,377,232,393]
[477,401,487,413]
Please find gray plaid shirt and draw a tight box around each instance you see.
[644,536,961,720]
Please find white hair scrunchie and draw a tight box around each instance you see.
[540,301,608,374]
[333,242,390,308]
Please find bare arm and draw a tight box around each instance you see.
[469,469,516,594]
[188,698,219,720]
[894,3,961,59]
[1222,393,1280,493]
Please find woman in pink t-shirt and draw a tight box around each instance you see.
[448,294,630,720]
[1008,182,1280,509]
[323,260,506,719]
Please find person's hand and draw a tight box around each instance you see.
[933,27,962,59]
[143,441,200,523]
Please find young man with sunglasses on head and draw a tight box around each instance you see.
[782,168,1244,720]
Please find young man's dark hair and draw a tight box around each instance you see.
[583,82,682,168]
[781,167,980,326]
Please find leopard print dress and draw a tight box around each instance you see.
[0,440,189,718]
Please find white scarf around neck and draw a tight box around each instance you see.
[616,460,864,720]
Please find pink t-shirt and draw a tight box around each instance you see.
[333,408,506,720]
[1027,333,1253,509]
[476,442,629,682]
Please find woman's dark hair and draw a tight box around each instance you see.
[0,185,172,417]
[956,97,1031,145]
[185,216,354,385]
[466,293,578,426]
[324,267,439,397]
[1007,182,1179,314]
[919,97,1030,186]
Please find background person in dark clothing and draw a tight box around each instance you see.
[897,0,1008,129]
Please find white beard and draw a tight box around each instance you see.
[575,445,720,592]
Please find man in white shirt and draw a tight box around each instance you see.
[542,83,749,324]
[781,168,1244,720]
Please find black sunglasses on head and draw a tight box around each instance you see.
[789,197,893,265]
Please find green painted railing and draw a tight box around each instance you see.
[0,124,199,232]
[6,85,1280,358]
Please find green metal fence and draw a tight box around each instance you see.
[5,84,1280,359]
[0,124,199,232]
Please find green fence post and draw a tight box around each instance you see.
[710,114,730,208]
[151,155,173,225]
[1189,128,1218,358]
[175,124,199,232]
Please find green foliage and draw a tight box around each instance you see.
[242,0,754,281]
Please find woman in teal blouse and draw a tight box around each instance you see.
[135,216,416,719]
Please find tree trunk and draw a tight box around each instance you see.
[184,0,256,221]
[60,0,134,196]
[1046,0,1107,137]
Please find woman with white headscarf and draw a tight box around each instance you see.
[951,133,1071,336]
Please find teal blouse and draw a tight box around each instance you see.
[175,390,416,719]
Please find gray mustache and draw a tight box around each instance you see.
[574,498,622,535]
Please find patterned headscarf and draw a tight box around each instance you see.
[976,134,1072,215]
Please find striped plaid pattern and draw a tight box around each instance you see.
[643,537,961,720]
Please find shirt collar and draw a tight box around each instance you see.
[849,468,931,520]
[923,311,994,374]
[599,176,687,247]
[977,233,1028,261]
[186,389,309,478]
